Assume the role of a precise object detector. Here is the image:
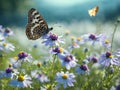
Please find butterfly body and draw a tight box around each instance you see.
[26,8,53,40]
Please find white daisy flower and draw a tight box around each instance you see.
[55,71,76,88]
[10,75,32,88]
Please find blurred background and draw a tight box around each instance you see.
[0,0,120,27]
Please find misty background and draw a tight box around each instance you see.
[0,0,120,27]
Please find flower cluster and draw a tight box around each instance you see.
[0,25,15,52]
[0,18,120,90]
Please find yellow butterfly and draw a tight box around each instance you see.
[88,6,99,17]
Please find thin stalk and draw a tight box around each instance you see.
[111,22,119,52]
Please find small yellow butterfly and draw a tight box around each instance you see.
[88,6,99,17]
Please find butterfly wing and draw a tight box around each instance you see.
[26,8,48,40]
[88,6,99,16]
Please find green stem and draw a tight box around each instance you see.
[111,22,119,52]
[52,55,56,73]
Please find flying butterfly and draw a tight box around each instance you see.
[88,6,99,17]
[26,8,53,40]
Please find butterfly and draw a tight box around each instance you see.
[26,8,53,40]
[88,6,99,17]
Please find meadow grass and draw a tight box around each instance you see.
[0,20,120,90]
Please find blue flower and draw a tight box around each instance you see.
[0,68,19,78]
[68,42,80,50]
[83,33,103,45]
[31,70,50,83]
[100,35,111,49]
[98,51,120,66]
[88,56,98,63]
[75,64,89,75]
[55,71,76,88]
[10,75,32,88]
[0,42,15,52]
[9,51,32,68]
[3,27,14,37]
[59,54,77,70]
[50,47,68,55]
[116,85,120,90]
[42,33,64,47]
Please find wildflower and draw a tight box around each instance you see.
[98,51,120,66]
[64,30,70,36]
[31,70,50,83]
[42,33,64,47]
[88,56,98,63]
[55,71,76,88]
[68,42,80,49]
[50,47,68,55]
[9,51,32,68]
[33,60,42,67]
[100,35,111,49]
[10,75,32,88]
[0,68,19,78]
[71,36,76,42]
[59,54,77,70]
[75,64,89,75]
[114,49,120,59]
[83,33,103,45]
[0,42,15,52]
[17,51,32,62]
[75,37,85,45]
[4,27,14,37]
[9,56,21,68]
[116,85,120,90]
[0,34,5,41]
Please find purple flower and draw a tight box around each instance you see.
[42,33,64,47]
[4,27,14,37]
[100,35,111,49]
[83,33,103,45]
[50,47,68,55]
[98,51,120,66]
[55,71,76,88]
[59,54,77,70]
[0,68,19,78]
[68,42,80,49]
[88,56,98,63]
[116,85,120,90]
[75,64,89,75]
[31,70,50,83]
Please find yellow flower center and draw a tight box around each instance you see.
[19,51,23,54]
[9,64,12,67]
[71,36,76,41]
[14,56,19,60]
[62,74,68,79]
[105,39,110,44]
[65,30,70,35]
[46,84,51,89]
[109,55,113,59]
[37,62,42,67]
[59,47,63,53]
[77,37,82,41]
[18,75,24,82]
[3,43,7,46]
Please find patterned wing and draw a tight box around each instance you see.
[26,8,48,40]
[88,6,99,17]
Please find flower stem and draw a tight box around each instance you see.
[52,55,56,73]
[111,22,119,52]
